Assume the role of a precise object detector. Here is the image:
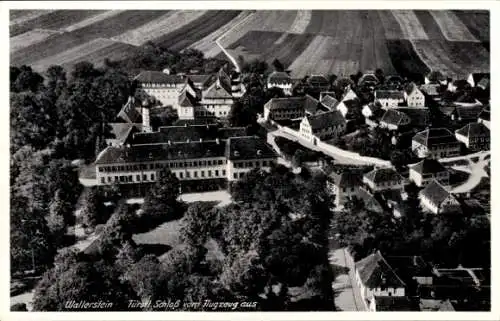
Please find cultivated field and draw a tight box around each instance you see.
[10,9,489,79]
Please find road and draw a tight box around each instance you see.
[329,238,367,311]
[450,153,490,194]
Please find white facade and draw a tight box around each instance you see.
[355,270,406,303]
[409,169,449,187]
[327,182,360,207]
[405,88,425,107]
[299,117,346,143]
[227,158,275,181]
[267,82,292,96]
[478,117,490,130]
[362,176,404,192]
[411,141,460,159]
[419,193,461,215]
[135,84,183,107]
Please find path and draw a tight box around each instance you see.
[329,238,367,311]
[450,153,490,193]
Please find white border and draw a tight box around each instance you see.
[1,1,498,321]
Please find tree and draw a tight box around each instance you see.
[99,204,138,258]
[375,68,385,84]
[13,65,44,92]
[80,187,106,229]
[124,254,165,301]
[141,168,181,222]
[272,58,285,72]
[180,202,217,246]
[11,303,28,311]
[228,99,257,127]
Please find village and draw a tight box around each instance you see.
[86,63,490,311]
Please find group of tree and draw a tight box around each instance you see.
[274,136,324,167]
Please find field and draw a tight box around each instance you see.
[10,9,489,78]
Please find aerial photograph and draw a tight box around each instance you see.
[9,7,491,313]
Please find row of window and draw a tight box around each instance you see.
[143,83,181,88]
[233,160,270,168]
[101,169,228,184]
[422,172,448,179]
[101,173,156,184]
[98,159,226,173]
[427,144,459,151]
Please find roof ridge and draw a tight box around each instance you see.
[376,251,407,287]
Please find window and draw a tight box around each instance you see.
[233,173,237,179]
[186,172,190,178]
[151,173,155,181]
[222,170,226,176]
[194,171,198,178]
[115,176,119,181]
[143,174,147,181]
[201,171,205,177]
[136,175,140,181]
[207,160,212,166]
[107,177,112,182]
[218,160,223,165]
[179,172,183,179]
[215,170,219,176]
[240,172,245,178]
[128,175,133,182]
[208,170,212,177]
[99,167,103,172]
[101,177,105,184]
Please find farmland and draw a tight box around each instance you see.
[10,9,489,79]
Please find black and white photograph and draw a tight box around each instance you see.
[4,0,496,318]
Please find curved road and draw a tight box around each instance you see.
[450,153,490,194]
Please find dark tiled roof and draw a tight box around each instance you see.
[265,96,306,111]
[203,69,233,99]
[454,94,479,104]
[394,107,430,127]
[455,122,489,138]
[409,158,446,175]
[226,136,277,161]
[306,110,345,133]
[427,71,446,83]
[478,108,490,121]
[381,109,411,126]
[419,180,451,206]
[355,251,406,289]
[477,77,490,89]
[133,124,220,145]
[451,105,482,121]
[320,95,339,110]
[342,98,361,110]
[412,128,458,147]
[404,82,419,95]
[373,296,413,311]
[134,71,184,84]
[107,123,142,145]
[386,256,434,280]
[178,90,198,107]
[187,74,214,88]
[358,73,380,85]
[375,90,404,100]
[217,127,248,139]
[328,170,362,188]
[304,95,322,114]
[307,74,329,87]
[364,167,403,184]
[358,188,384,214]
[470,72,490,84]
[267,71,291,85]
[117,97,142,123]
[95,140,227,164]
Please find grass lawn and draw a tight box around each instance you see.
[132,218,183,248]
[79,162,96,179]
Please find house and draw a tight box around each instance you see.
[439,105,483,124]
[319,94,339,110]
[368,296,413,311]
[267,71,292,95]
[419,83,442,99]
[455,123,490,151]
[419,299,455,311]
[200,69,237,119]
[374,90,405,108]
[477,108,490,129]
[299,110,346,144]
[326,169,362,207]
[467,72,490,88]
[404,83,425,107]
[386,256,434,296]
[263,95,323,121]
[476,76,490,91]
[424,71,447,85]
[337,98,361,119]
[380,109,411,131]
[117,96,143,124]
[357,188,385,214]
[419,180,461,214]
[409,158,449,187]
[307,74,330,93]
[354,250,406,303]
[95,136,277,189]
[363,167,405,192]
[385,75,403,87]
[340,86,358,102]
[177,89,199,120]
[447,79,470,93]
[358,72,380,87]
[394,107,431,129]
[412,128,460,159]
[453,93,483,108]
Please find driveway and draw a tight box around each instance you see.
[451,153,490,194]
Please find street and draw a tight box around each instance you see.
[450,153,490,193]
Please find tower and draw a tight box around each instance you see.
[142,99,152,133]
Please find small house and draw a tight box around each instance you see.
[419,180,461,214]
[455,122,490,151]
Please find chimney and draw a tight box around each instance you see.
[167,140,171,145]
[199,138,203,142]
[216,138,220,145]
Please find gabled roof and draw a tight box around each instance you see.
[340,88,358,102]
[364,167,403,184]
[320,95,339,110]
[375,90,404,100]
[386,256,434,280]
[328,170,362,188]
[95,140,227,164]
[381,109,411,126]
[306,110,345,133]
[178,90,198,107]
[394,107,431,127]
[203,69,233,99]
[454,94,479,104]
[267,71,292,84]
[117,97,142,123]
[455,122,489,138]
[409,158,447,175]
[355,250,406,289]
[358,73,380,86]
[134,71,184,84]
[412,128,458,147]
[307,74,329,87]
[426,71,446,83]
[187,74,214,88]
[420,83,441,96]
[477,77,490,89]
[454,105,483,120]
[419,179,453,207]
[469,72,490,85]
[358,188,385,214]
[478,108,490,121]
[373,296,413,311]
[225,136,277,161]
[107,123,142,145]
[133,124,219,145]
[404,82,421,96]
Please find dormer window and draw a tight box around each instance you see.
[234,150,240,157]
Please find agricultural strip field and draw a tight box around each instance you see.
[390,10,428,40]
[11,10,167,67]
[9,10,55,27]
[453,10,490,50]
[111,10,206,46]
[152,10,243,51]
[218,11,298,48]
[410,10,489,78]
[377,11,408,40]
[63,10,124,32]
[385,40,430,80]
[31,38,138,71]
[288,10,312,34]
[10,10,105,37]
[10,29,63,53]
[428,11,479,42]
[188,11,254,58]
